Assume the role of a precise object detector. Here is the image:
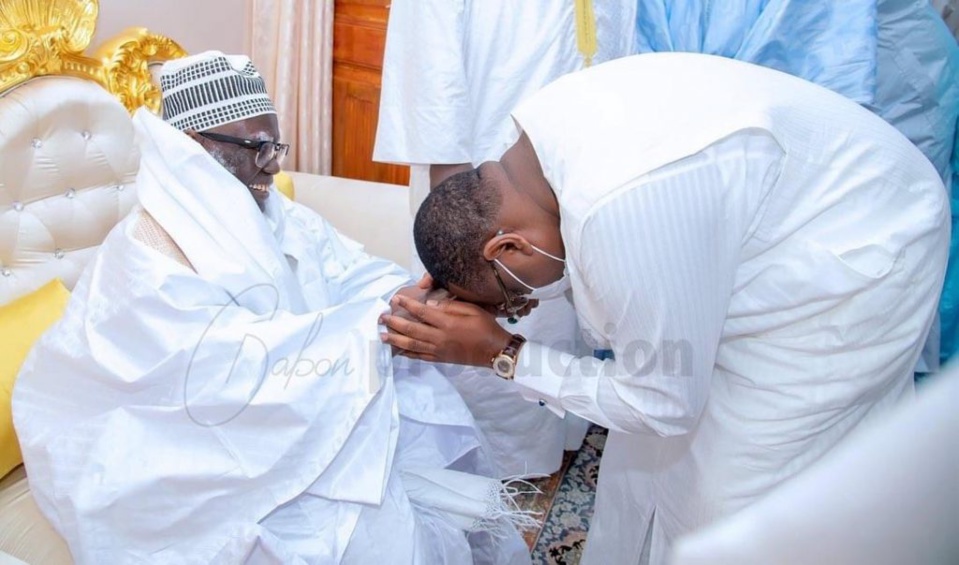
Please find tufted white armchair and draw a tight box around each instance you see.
[0,76,148,565]
[0,77,141,304]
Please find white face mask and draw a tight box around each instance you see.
[494,242,571,301]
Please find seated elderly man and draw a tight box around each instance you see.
[12,52,531,565]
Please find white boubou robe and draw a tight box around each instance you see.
[12,110,532,565]
[506,54,949,565]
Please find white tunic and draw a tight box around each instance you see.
[374,0,636,167]
[12,111,531,565]
[373,0,636,477]
[509,53,949,564]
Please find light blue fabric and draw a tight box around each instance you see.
[634,0,878,103]
[945,139,959,366]
[871,0,959,183]
[635,0,959,368]
[870,0,959,368]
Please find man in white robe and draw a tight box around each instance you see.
[381,54,950,564]
[373,0,637,477]
[12,52,531,565]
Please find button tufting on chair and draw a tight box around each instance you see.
[0,77,140,304]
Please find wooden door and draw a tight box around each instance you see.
[332,0,410,185]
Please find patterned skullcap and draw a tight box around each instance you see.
[159,51,276,132]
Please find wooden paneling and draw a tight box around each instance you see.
[332,0,409,185]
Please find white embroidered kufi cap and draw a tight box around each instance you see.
[159,50,276,132]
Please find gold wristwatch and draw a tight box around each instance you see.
[492,334,527,380]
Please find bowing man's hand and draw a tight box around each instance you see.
[380,294,513,367]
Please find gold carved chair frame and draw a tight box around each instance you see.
[0,0,186,112]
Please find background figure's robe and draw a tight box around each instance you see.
[12,111,530,565]
[866,0,959,366]
[633,0,959,369]
[374,0,638,477]
[634,0,878,104]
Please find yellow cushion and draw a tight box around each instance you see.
[275,170,295,200]
[0,280,70,478]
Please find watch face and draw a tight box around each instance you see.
[493,356,514,377]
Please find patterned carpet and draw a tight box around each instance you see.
[514,425,608,565]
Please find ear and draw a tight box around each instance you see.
[482,231,534,261]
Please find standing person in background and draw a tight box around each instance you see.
[373,0,636,477]
[868,0,959,370]
[632,0,959,371]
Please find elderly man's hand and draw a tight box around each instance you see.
[387,279,454,355]
[379,294,513,367]
[392,274,452,311]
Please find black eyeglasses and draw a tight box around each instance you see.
[197,131,290,168]
[490,261,528,324]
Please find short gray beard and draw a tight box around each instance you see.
[207,145,244,182]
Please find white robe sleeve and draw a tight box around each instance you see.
[286,202,413,305]
[372,0,472,165]
[329,233,412,304]
[514,132,784,436]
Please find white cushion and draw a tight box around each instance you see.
[289,172,411,269]
[671,372,959,565]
